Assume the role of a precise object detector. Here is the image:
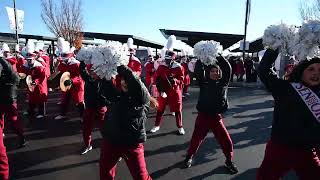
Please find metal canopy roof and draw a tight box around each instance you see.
[83,32,166,49]
[231,38,264,53]
[0,32,56,42]
[160,29,244,49]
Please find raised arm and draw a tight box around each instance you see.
[117,65,149,105]
[217,56,232,86]
[258,49,286,95]
[79,61,91,82]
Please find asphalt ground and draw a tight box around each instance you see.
[4,83,298,180]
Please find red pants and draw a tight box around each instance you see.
[187,112,233,161]
[82,107,107,147]
[155,96,183,128]
[100,139,152,180]
[0,103,24,137]
[257,140,320,180]
[0,128,9,180]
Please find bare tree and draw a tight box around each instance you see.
[41,0,83,47]
[299,0,320,21]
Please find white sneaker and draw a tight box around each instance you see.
[80,145,92,155]
[150,126,160,133]
[57,101,62,105]
[54,115,67,120]
[36,114,44,119]
[23,111,29,116]
[48,88,53,92]
[171,112,175,116]
[178,127,185,135]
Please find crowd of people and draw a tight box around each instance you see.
[0,32,319,180]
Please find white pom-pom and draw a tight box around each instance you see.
[263,23,297,54]
[76,46,94,64]
[2,43,10,52]
[193,40,222,66]
[127,38,134,49]
[166,35,176,50]
[90,41,129,80]
[291,20,320,61]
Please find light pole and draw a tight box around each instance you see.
[242,0,250,61]
[13,0,19,45]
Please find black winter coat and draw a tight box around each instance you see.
[258,49,320,149]
[100,66,149,146]
[194,56,231,116]
[0,57,19,105]
[79,61,106,108]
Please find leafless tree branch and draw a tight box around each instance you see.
[41,0,83,47]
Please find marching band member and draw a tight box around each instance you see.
[149,35,185,135]
[0,57,26,148]
[127,38,142,77]
[79,61,107,155]
[35,42,51,78]
[2,43,18,72]
[21,42,48,119]
[144,47,155,88]
[53,38,85,120]
[181,50,191,96]
[184,41,238,174]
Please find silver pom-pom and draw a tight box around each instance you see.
[291,20,320,61]
[193,40,222,66]
[263,23,297,55]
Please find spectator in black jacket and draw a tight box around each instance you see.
[79,61,107,155]
[99,65,155,180]
[0,57,26,148]
[184,56,238,174]
[257,49,320,179]
[0,62,9,180]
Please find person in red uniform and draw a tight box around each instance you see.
[181,52,191,96]
[144,48,155,88]
[127,38,142,77]
[54,39,85,120]
[21,44,48,119]
[79,61,107,155]
[0,57,26,148]
[2,43,18,72]
[149,49,185,135]
[35,42,51,78]
[257,49,320,179]
[99,65,153,180]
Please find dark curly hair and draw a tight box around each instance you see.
[287,57,320,83]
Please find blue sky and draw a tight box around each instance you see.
[0,0,303,46]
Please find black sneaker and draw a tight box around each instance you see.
[18,136,27,148]
[184,155,193,168]
[225,160,238,174]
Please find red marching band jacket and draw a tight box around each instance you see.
[144,61,155,87]
[58,58,84,103]
[154,61,184,99]
[127,55,142,77]
[181,62,191,87]
[21,61,48,104]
